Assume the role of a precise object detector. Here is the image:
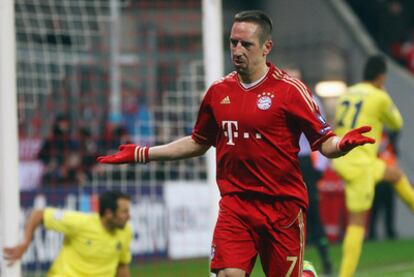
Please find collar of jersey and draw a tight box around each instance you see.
[237,63,271,91]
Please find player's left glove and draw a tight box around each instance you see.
[337,125,375,153]
[97,144,149,164]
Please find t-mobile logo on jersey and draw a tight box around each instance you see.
[222,120,262,145]
[222,120,238,145]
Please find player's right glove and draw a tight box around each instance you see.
[97,144,149,164]
[337,125,375,153]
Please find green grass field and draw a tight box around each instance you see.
[131,238,414,276]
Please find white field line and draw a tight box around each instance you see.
[356,262,414,277]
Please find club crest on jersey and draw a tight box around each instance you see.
[257,92,274,110]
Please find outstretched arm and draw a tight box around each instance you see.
[3,209,44,264]
[97,136,210,164]
[320,126,375,158]
[149,136,210,161]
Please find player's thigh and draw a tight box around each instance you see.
[210,197,257,275]
[260,201,306,277]
[345,162,382,213]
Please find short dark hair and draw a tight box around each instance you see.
[233,10,273,44]
[363,55,387,81]
[99,190,130,217]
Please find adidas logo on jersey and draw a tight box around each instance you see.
[220,96,231,104]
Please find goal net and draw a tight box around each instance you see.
[14,0,212,275]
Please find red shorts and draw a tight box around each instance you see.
[210,194,306,276]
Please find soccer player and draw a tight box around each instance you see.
[332,55,414,277]
[97,10,374,277]
[3,190,132,277]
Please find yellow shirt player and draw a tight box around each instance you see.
[332,55,414,277]
[4,190,132,277]
[333,81,403,210]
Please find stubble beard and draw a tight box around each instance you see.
[234,65,250,81]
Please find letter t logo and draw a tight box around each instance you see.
[222,121,238,145]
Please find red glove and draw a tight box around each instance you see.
[337,126,376,152]
[97,144,149,164]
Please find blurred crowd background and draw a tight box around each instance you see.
[347,0,414,74]
[17,0,414,190]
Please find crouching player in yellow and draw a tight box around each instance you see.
[4,190,132,277]
[332,55,414,277]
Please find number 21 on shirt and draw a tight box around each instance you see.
[336,99,363,128]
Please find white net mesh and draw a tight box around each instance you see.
[16,0,207,186]
[16,0,115,120]
[15,0,209,275]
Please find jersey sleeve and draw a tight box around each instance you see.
[192,87,219,146]
[286,84,334,151]
[119,224,132,264]
[43,208,86,236]
[379,92,403,131]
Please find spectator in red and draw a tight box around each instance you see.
[400,32,414,74]
[377,0,410,56]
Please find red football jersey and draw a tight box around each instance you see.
[192,63,333,209]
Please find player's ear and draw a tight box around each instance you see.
[103,208,114,218]
[263,39,272,56]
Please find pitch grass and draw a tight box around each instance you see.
[131,238,414,276]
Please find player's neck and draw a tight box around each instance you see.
[239,64,269,84]
[365,80,383,89]
[101,218,116,233]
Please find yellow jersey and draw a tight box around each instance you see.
[44,208,132,277]
[333,82,403,164]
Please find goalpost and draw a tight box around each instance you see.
[202,0,223,272]
[0,0,21,276]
